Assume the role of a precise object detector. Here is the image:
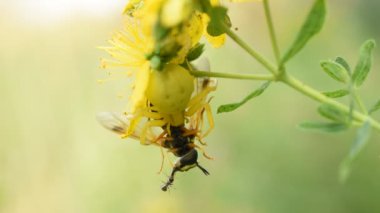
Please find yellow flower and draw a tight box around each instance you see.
[123,0,143,16]
[201,13,226,48]
[164,12,204,64]
[160,0,194,27]
[101,1,221,139]
[230,0,261,2]
[130,0,172,36]
[99,3,219,186]
[211,0,220,6]
[129,0,226,55]
[132,0,194,29]
[100,17,153,113]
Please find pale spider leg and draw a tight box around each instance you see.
[191,143,214,160]
[124,114,143,137]
[142,109,174,136]
[197,136,207,146]
[193,114,208,146]
[195,94,216,138]
[157,139,166,174]
[187,89,210,111]
[191,107,202,130]
[126,106,165,132]
[186,100,208,145]
[196,96,214,138]
[187,83,215,108]
[185,86,216,117]
[200,103,214,139]
[198,91,215,131]
[166,123,172,136]
[166,149,175,168]
[141,110,166,120]
[159,135,175,169]
[140,119,167,145]
[143,109,175,135]
[154,130,167,143]
[182,128,198,137]
[186,87,214,130]
[154,131,168,174]
[198,109,205,134]
[186,101,214,141]
[185,98,205,117]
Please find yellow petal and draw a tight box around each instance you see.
[210,0,220,6]
[123,0,143,16]
[201,13,226,48]
[186,13,204,46]
[130,62,151,113]
[161,0,193,27]
[205,33,226,48]
[134,0,165,35]
[229,0,262,2]
[168,32,192,64]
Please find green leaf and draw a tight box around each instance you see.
[299,121,348,133]
[352,39,376,87]
[320,61,350,83]
[339,121,372,183]
[207,6,231,37]
[217,81,270,113]
[322,89,349,98]
[369,99,380,114]
[335,57,351,75]
[318,104,348,123]
[186,43,205,61]
[281,0,326,64]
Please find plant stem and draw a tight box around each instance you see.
[189,70,275,81]
[224,23,380,131]
[281,74,380,130]
[263,0,281,65]
[224,27,278,75]
[352,88,368,115]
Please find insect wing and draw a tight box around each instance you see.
[195,58,217,93]
[96,112,157,144]
[198,76,218,92]
[96,112,131,134]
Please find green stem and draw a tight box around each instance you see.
[224,27,278,75]
[263,0,281,65]
[352,88,368,115]
[224,22,380,131]
[189,70,275,81]
[191,68,380,130]
[281,74,380,130]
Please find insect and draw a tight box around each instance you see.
[96,111,211,191]
[157,125,211,191]
[97,60,216,191]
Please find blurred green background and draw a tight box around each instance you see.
[1,0,380,212]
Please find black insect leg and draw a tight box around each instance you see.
[161,167,179,191]
[196,162,210,175]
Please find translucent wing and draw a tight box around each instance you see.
[189,58,217,130]
[194,58,217,93]
[96,112,157,144]
[96,112,130,134]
